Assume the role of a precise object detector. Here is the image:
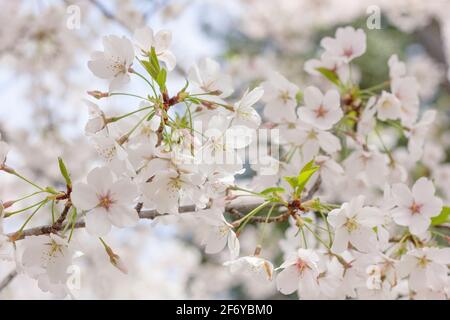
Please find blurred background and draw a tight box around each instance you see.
[1,0,450,299]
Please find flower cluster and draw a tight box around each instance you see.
[0,24,449,300]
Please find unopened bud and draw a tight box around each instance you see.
[101,240,128,274]
[87,90,110,99]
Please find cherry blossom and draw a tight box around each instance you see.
[297,86,343,130]
[133,26,176,70]
[391,177,443,235]
[21,234,74,295]
[398,247,450,292]
[71,166,139,236]
[287,121,341,160]
[406,110,436,161]
[261,72,299,123]
[84,100,107,135]
[188,57,233,102]
[197,209,240,259]
[140,159,207,215]
[388,54,406,79]
[304,52,350,82]
[320,26,366,63]
[343,146,388,187]
[375,91,402,121]
[391,76,420,126]
[232,87,264,128]
[224,256,274,281]
[328,195,384,254]
[1,9,450,300]
[88,35,134,91]
[276,249,321,299]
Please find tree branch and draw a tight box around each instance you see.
[7,201,269,241]
[0,269,17,293]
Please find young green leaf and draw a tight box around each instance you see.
[316,67,341,87]
[58,157,72,188]
[141,60,159,80]
[260,187,286,195]
[284,176,298,189]
[431,206,450,226]
[156,69,167,91]
[296,166,319,197]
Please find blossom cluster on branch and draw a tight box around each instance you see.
[0,23,449,300]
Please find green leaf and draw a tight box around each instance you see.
[299,159,315,173]
[295,160,320,197]
[260,187,285,195]
[150,47,160,72]
[141,60,159,80]
[284,176,298,189]
[156,69,167,91]
[58,157,71,187]
[296,167,319,197]
[316,67,341,86]
[431,206,450,226]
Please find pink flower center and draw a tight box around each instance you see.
[409,202,422,215]
[98,192,115,211]
[295,258,309,273]
[343,47,354,58]
[315,105,328,118]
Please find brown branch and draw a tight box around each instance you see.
[0,269,17,292]
[7,201,268,241]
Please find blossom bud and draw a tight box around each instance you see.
[87,90,110,99]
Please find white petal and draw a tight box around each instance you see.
[408,214,430,235]
[227,231,240,259]
[331,228,349,254]
[303,86,323,107]
[154,30,172,52]
[327,208,346,228]
[204,228,228,254]
[108,204,139,228]
[87,167,114,195]
[391,207,412,227]
[71,183,98,210]
[317,131,341,154]
[350,226,377,253]
[276,265,299,295]
[323,90,340,109]
[391,183,413,207]
[110,179,138,204]
[412,178,435,203]
[159,51,177,71]
[85,208,111,236]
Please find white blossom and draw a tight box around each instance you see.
[398,247,450,292]
[88,35,134,91]
[232,87,263,128]
[328,195,384,254]
[261,72,298,123]
[224,256,274,281]
[276,249,321,299]
[71,166,139,236]
[320,26,366,63]
[133,26,176,70]
[297,86,343,130]
[391,177,442,235]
